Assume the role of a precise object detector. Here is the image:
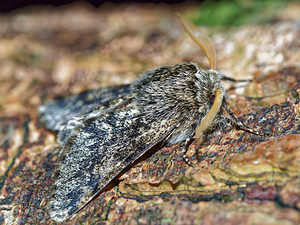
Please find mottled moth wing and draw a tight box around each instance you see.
[46,63,224,222]
[38,84,131,131]
[48,93,176,222]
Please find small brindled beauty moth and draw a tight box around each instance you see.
[39,14,262,222]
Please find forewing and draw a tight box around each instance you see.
[48,99,175,222]
[39,84,131,131]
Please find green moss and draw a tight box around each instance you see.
[191,0,291,27]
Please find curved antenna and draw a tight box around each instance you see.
[177,13,217,70]
[195,89,223,147]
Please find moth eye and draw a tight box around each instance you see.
[210,94,215,106]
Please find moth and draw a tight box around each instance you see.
[39,14,260,222]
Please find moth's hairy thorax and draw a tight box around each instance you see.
[132,63,226,144]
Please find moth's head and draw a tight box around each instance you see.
[178,14,261,146]
[194,66,224,146]
[207,69,223,91]
[194,66,224,106]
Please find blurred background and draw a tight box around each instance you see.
[0,0,297,24]
[1,0,187,12]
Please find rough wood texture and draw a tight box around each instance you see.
[0,3,299,224]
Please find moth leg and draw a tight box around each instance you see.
[182,137,195,167]
[223,103,264,136]
[221,75,252,83]
[221,75,253,92]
